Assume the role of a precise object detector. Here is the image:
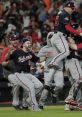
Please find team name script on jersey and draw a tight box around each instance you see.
[18,55,32,62]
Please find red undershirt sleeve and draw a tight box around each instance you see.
[65,24,80,36]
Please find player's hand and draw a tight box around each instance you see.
[36,62,41,66]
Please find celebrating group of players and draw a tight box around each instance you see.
[1,1,82,111]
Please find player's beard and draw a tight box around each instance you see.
[26,46,32,51]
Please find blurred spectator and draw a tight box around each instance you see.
[40,23,51,44]
[43,0,52,13]
[38,3,49,26]
[0,2,4,18]
[0,44,5,63]
[0,0,82,83]
[0,19,7,43]
[22,11,30,28]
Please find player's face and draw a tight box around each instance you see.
[66,7,75,14]
[24,41,32,50]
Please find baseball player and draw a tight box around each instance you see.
[64,36,82,111]
[37,32,64,109]
[7,39,43,111]
[1,35,29,110]
[48,1,82,69]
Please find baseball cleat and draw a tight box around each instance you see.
[13,105,29,110]
[64,104,70,111]
[31,105,42,112]
[64,104,79,111]
[77,105,82,111]
[69,105,77,111]
[69,105,82,111]
[39,105,44,110]
[13,105,24,110]
[22,106,29,110]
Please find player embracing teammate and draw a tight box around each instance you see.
[38,1,82,111]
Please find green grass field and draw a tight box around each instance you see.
[0,106,82,117]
